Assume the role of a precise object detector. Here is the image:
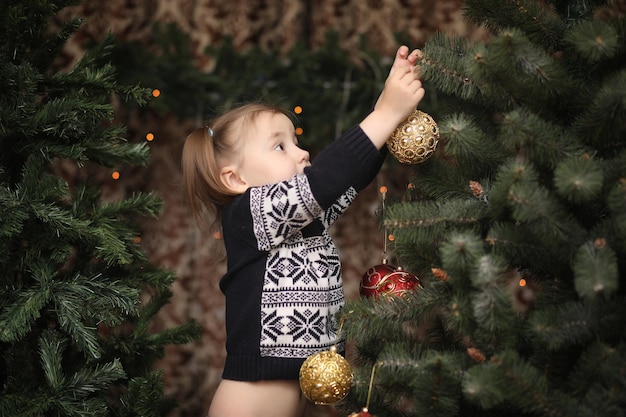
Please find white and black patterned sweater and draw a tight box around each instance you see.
[219,124,387,381]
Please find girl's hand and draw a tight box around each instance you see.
[375,46,425,121]
[361,45,426,149]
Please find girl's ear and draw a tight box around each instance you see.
[220,165,248,194]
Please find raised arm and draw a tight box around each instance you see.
[359,45,425,150]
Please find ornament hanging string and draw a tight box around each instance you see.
[336,317,345,344]
[360,187,421,298]
[378,185,399,267]
[348,363,380,417]
[365,363,378,411]
[380,186,389,264]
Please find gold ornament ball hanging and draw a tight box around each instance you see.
[388,109,439,164]
[299,347,353,405]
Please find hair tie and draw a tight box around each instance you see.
[207,127,214,137]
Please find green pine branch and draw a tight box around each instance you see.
[343,1,626,416]
[1,2,198,415]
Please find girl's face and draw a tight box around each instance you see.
[234,112,310,188]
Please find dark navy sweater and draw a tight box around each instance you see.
[219,124,387,381]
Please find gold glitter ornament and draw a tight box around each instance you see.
[388,109,439,164]
[299,346,353,405]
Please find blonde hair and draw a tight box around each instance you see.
[182,102,294,225]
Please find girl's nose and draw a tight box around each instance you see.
[299,149,310,165]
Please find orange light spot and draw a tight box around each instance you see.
[134,236,142,244]
[295,127,303,135]
[213,231,222,240]
[152,89,161,97]
[294,106,303,114]
[388,234,395,242]
[519,278,527,287]
[112,171,120,180]
[407,183,415,190]
[146,132,155,141]
[379,186,388,194]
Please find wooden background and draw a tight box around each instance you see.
[52,1,484,415]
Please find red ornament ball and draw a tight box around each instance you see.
[360,263,421,298]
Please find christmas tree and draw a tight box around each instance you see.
[0,1,199,416]
[342,0,626,416]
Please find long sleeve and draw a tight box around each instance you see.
[305,124,384,209]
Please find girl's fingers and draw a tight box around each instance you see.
[396,45,409,60]
[407,49,423,64]
[389,45,410,74]
[414,66,422,79]
[397,64,417,81]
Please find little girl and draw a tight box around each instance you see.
[182,45,425,417]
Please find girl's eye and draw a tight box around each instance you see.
[274,144,284,151]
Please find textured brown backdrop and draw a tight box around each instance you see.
[52,1,483,416]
